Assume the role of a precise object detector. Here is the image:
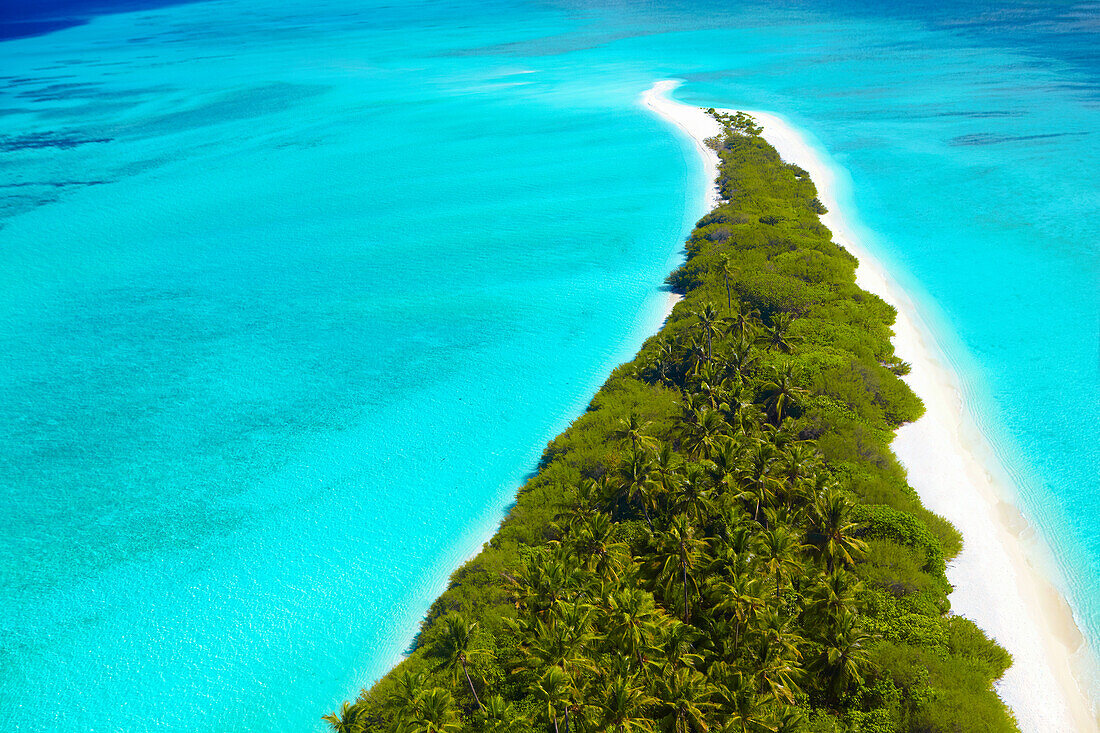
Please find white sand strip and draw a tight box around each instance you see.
[641,79,1096,730]
[642,80,723,212]
[641,80,720,323]
[741,107,1097,732]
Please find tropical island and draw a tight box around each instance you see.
[322,108,1023,732]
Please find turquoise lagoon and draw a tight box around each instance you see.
[0,1,1096,729]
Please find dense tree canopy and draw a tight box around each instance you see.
[326,113,1017,733]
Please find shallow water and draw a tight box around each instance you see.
[0,1,1096,729]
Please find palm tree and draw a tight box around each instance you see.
[734,442,779,522]
[597,673,658,732]
[648,340,678,386]
[616,447,657,530]
[322,701,363,733]
[658,667,716,733]
[761,312,798,354]
[759,365,806,425]
[695,368,731,412]
[756,608,803,669]
[613,413,655,454]
[809,614,875,704]
[755,526,801,601]
[806,489,867,573]
[394,669,429,720]
[475,695,523,733]
[768,452,809,516]
[438,612,488,710]
[729,303,760,341]
[693,303,726,363]
[706,438,739,500]
[777,443,817,496]
[722,381,757,436]
[652,442,683,515]
[807,569,864,633]
[723,341,759,404]
[564,477,604,529]
[715,254,739,315]
[535,667,575,733]
[505,549,577,620]
[768,426,795,457]
[773,706,808,733]
[708,520,752,576]
[413,688,462,733]
[672,463,715,526]
[680,408,728,460]
[713,671,778,733]
[684,334,711,376]
[604,588,666,672]
[648,516,707,623]
[750,629,803,706]
[527,610,597,679]
[711,570,765,654]
[572,512,630,581]
[661,620,705,672]
[701,616,738,664]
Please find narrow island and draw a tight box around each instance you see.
[322,87,1081,732]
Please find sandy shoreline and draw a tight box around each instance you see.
[642,80,720,323]
[642,81,1097,730]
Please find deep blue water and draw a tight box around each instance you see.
[0,0,197,40]
[0,1,1096,729]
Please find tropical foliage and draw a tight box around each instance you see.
[326,113,1017,733]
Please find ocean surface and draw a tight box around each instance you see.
[0,0,1096,729]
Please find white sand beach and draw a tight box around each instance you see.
[642,80,720,323]
[642,80,724,213]
[642,80,1097,731]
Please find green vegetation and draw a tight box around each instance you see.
[325,113,1017,733]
